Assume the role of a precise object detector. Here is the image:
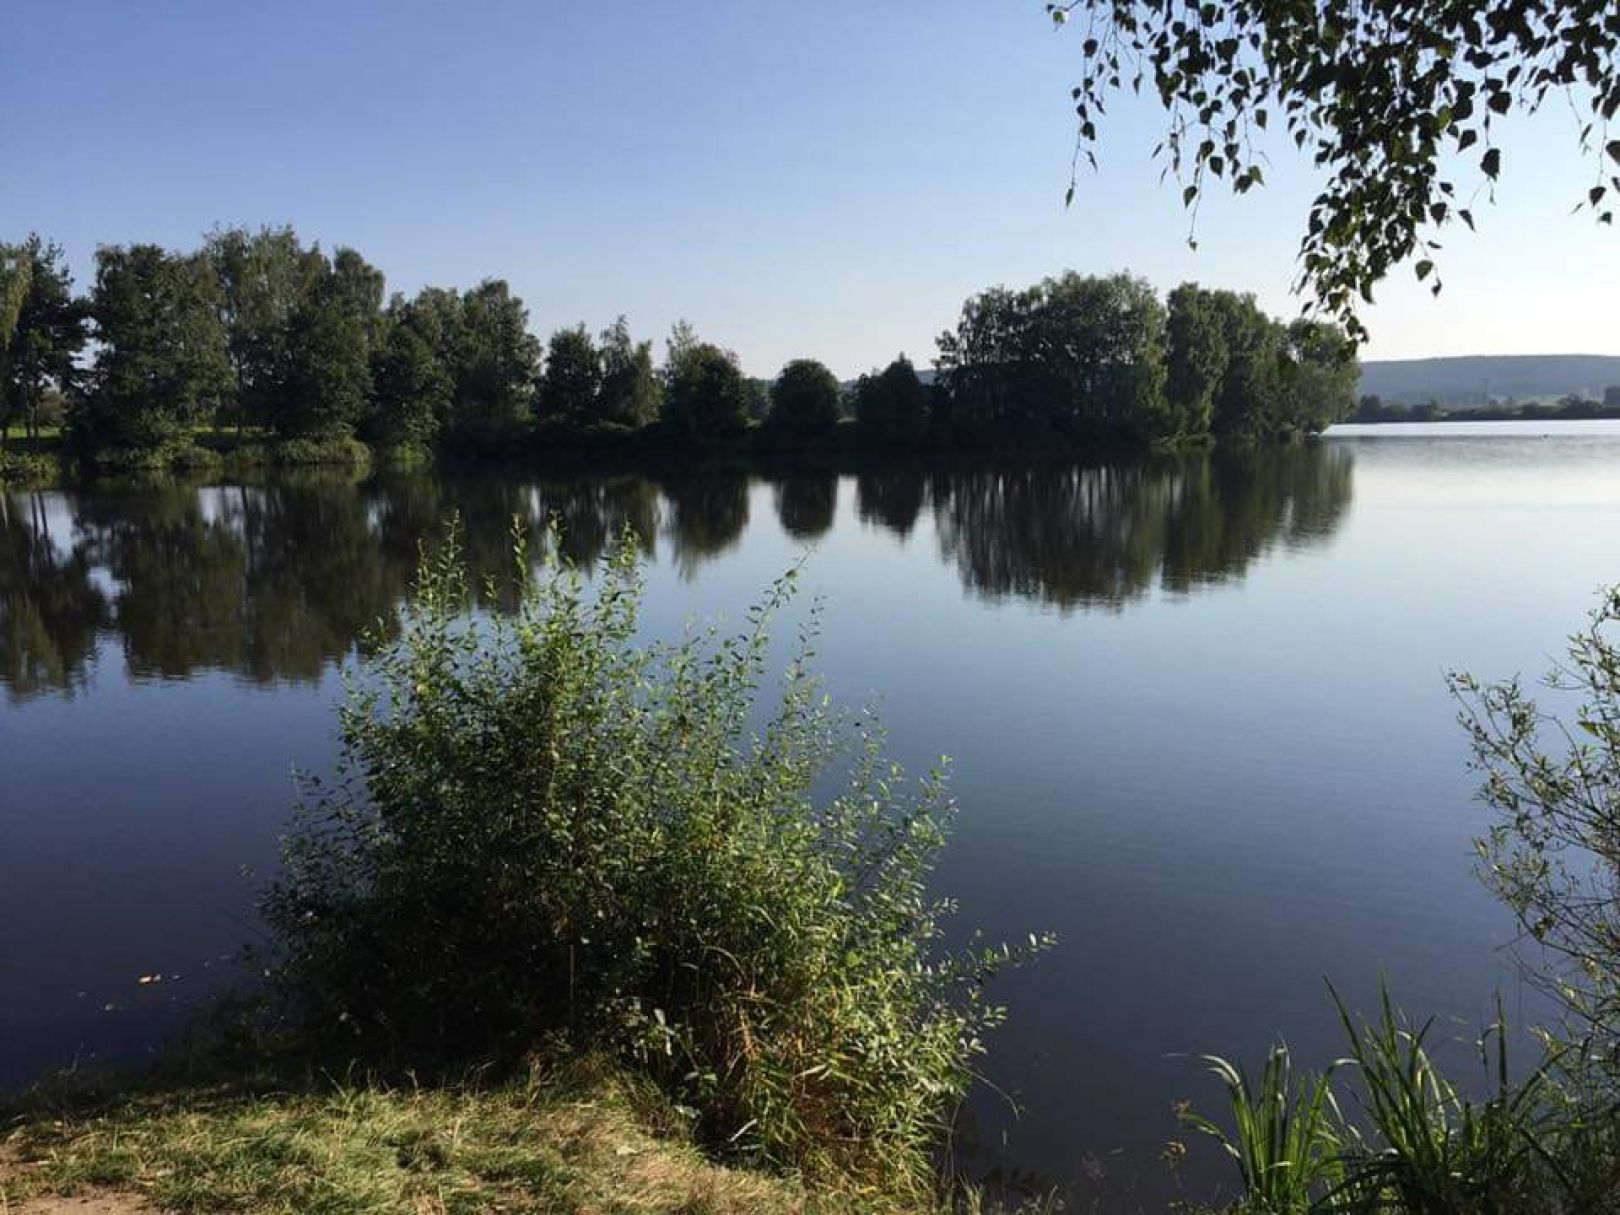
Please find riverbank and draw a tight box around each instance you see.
[1,1060,1062,1215]
[0,1065,823,1214]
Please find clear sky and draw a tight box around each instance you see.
[4,0,1617,378]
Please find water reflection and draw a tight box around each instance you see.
[0,446,1353,698]
[932,445,1352,610]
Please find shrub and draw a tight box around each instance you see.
[1451,589,1620,1075]
[264,524,1039,1191]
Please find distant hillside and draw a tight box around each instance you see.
[1359,355,1620,407]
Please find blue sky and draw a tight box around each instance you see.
[4,0,1617,378]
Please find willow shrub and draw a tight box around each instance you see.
[263,524,1037,1192]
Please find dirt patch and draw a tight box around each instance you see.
[4,1197,154,1215]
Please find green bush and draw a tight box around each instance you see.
[264,524,1039,1192]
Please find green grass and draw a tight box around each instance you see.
[0,1060,1061,1215]
[1178,1044,1346,1214]
[1,1063,821,1215]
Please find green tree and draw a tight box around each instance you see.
[329,247,385,352]
[204,225,323,432]
[597,316,660,426]
[1208,292,1285,440]
[272,261,374,441]
[366,321,450,452]
[0,236,87,446]
[1278,319,1360,434]
[1604,386,1620,412]
[662,339,749,440]
[854,356,932,446]
[1049,0,1620,338]
[767,358,842,438]
[448,279,542,439]
[77,244,232,454]
[1164,283,1229,437]
[536,324,602,424]
[935,273,1166,440]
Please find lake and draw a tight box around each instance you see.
[5,422,1619,1204]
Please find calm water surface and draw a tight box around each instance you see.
[6,422,1619,1203]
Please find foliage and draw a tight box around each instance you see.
[854,357,933,446]
[0,236,87,448]
[14,223,1357,461]
[76,244,233,454]
[263,528,1038,1189]
[366,320,450,452]
[1451,590,1620,1073]
[935,272,1167,441]
[1048,0,1620,339]
[1165,282,1229,437]
[662,339,750,439]
[768,358,843,438]
[1184,980,1620,1215]
[1328,986,1570,1215]
[270,254,376,440]
[447,279,542,438]
[204,225,324,431]
[537,324,604,424]
[1178,1044,1346,1214]
[936,275,1354,444]
[597,316,662,427]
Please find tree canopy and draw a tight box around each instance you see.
[767,358,843,438]
[10,224,1357,466]
[1048,1,1620,339]
[78,245,232,453]
[663,336,749,440]
[0,236,87,445]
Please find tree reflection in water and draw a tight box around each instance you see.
[0,446,1352,698]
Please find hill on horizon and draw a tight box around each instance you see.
[1358,354,1620,407]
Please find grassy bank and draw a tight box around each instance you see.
[1,1064,830,1214]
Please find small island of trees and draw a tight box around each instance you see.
[1,227,1361,479]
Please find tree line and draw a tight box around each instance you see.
[1355,387,1620,424]
[1,228,1359,467]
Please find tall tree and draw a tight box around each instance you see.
[78,245,232,454]
[768,359,842,438]
[536,325,602,424]
[1164,284,1229,437]
[272,259,375,441]
[597,317,660,426]
[935,273,1167,440]
[204,226,323,432]
[0,237,87,446]
[662,341,749,440]
[1208,293,1284,440]
[1049,1,1620,337]
[448,279,541,438]
[854,356,932,446]
[1278,319,1360,435]
[366,320,450,453]
[329,247,385,352]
